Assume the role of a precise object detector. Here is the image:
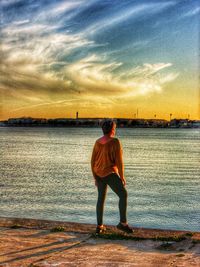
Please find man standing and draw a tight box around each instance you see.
[91,119,133,234]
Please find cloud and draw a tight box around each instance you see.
[13,19,30,25]
[0,0,20,5]
[1,35,178,104]
[119,63,173,79]
[0,20,95,98]
[83,1,176,36]
[50,1,83,15]
[35,0,84,22]
[183,7,200,17]
[11,94,116,114]
[12,98,82,112]
[1,13,96,61]
[160,73,179,84]
[1,3,178,100]
[65,55,178,97]
[0,0,180,108]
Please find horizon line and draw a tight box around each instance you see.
[1,116,200,122]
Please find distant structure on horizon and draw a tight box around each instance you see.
[0,117,200,128]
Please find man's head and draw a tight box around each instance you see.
[101,119,116,136]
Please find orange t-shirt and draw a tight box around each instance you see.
[91,137,124,179]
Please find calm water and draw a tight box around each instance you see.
[0,127,199,231]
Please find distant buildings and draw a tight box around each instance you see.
[192,120,200,128]
[0,117,199,128]
[0,121,6,127]
[7,117,47,126]
[169,119,200,128]
[116,118,168,128]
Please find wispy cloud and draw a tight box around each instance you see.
[0,20,95,97]
[13,19,30,25]
[12,98,84,112]
[49,1,83,16]
[183,7,200,17]
[65,55,178,97]
[1,0,20,5]
[0,0,179,102]
[0,0,181,101]
[84,1,176,36]
[35,0,84,22]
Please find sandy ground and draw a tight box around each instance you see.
[0,217,199,267]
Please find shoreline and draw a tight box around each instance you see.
[1,125,200,129]
[0,216,199,240]
[1,217,200,266]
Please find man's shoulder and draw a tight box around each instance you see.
[94,137,120,146]
[96,137,102,143]
[112,137,121,145]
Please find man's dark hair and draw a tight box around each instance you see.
[101,119,115,135]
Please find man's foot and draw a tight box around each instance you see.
[96,225,106,234]
[117,222,133,234]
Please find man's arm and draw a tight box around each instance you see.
[91,142,97,181]
[115,139,126,186]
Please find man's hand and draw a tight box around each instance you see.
[94,178,98,187]
[121,177,126,186]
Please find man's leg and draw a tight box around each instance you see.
[107,173,127,223]
[96,176,108,226]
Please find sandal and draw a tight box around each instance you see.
[96,225,106,234]
[117,222,133,234]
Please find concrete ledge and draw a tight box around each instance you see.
[0,217,95,234]
[0,217,199,241]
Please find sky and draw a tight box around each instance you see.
[0,0,199,120]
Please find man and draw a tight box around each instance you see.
[91,119,133,234]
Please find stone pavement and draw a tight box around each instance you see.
[0,217,199,267]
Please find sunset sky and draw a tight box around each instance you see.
[0,0,199,120]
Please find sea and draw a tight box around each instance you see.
[0,127,199,231]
